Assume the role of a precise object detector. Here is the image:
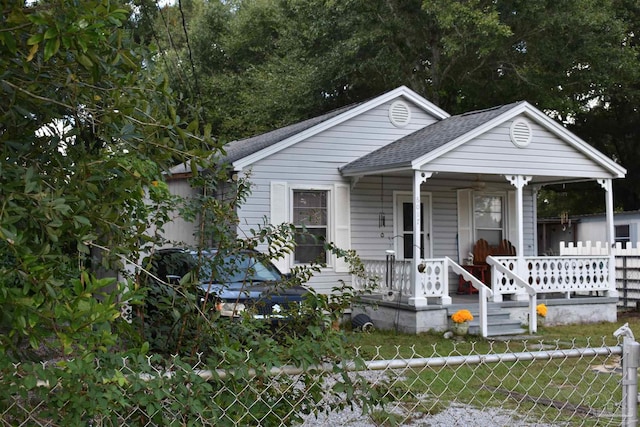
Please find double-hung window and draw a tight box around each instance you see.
[474,194,504,245]
[292,190,328,264]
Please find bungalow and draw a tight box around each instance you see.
[166,86,626,336]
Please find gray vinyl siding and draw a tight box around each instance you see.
[236,100,439,293]
[427,118,612,179]
[161,179,199,247]
[523,188,536,256]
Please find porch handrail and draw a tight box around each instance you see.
[486,256,535,296]
[446,257,493,337]
[486,256,538,334]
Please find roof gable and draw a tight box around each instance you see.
[340,101,626,179]
[340,102,522,175]
[226,86,450,170]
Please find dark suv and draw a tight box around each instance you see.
[143,248,309,320]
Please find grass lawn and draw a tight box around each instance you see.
[344,309,640,357]
[339,309,640,426]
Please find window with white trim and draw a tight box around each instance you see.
[474,194,504,246]
[615,224,630,244]
[292,190,328,264]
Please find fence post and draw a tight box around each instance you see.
[623,256,628,308]
[616,324,640,427]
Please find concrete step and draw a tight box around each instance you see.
[448,307,526,336]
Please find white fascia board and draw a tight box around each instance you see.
[342,165,413,177]
[232,86,450,171]
[412,102,626,179]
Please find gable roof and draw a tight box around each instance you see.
[340,101,626,179]
[222,103,360,164]
[339,102,523,175]
[225,86,450,171]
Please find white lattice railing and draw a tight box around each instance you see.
[359,254,614,305]
[355,258,449,300]
[492,256,612,297]
[417,258,448,298]
[354,259,413,297]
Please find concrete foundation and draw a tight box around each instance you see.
[352,294,619,334]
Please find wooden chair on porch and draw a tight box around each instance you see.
[457,238,516,294]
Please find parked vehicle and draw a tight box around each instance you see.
[143,248,309,321]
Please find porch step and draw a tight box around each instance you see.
[447,306,526,337]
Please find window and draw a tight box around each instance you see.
[292,190,328,263]
[401,201,425,259]
[395,193,431,260]
[474,194,504,245]
[615,224,630,244]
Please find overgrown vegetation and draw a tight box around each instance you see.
[0,1,379,424]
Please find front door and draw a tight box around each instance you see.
[396,193,431,260]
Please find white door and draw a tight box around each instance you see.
[395,193,431,260]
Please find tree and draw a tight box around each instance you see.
[0,0,211,358]
[165,0,637,213]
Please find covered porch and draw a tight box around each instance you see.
[351,253,618,336]
[339,101,625,336]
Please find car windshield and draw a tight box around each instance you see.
[200,252,282,284]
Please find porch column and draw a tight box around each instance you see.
[598,178,619,298]
[506,175,532,301]
[532,185,540,255]
[410,170,431,307]
[598,178,615,247]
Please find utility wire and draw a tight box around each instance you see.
[177,0,203,108]
[155,0,196,98]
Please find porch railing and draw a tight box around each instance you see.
[352,258,413,299]
[357,255,614,303]
[447,257,493,337]
[491,255,613,299]
[486,256,537,334]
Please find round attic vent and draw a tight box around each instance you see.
[389,101,411,127]
[510,118,532,148]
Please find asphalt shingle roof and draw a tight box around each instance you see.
[340,101,524,175]
[221,103,362,164]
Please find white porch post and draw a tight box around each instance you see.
[410,170,430,307]
[599,178,616,247]
[598,178,619,298]
[532,186,539,256]
[506,175,532,301]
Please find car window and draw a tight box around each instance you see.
[200,253,282,283]
[149,250,196,282]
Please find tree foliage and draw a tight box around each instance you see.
[1,4,379,424]
[147,0,638,213]
[0,0,212,358]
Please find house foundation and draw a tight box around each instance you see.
[351,294,619,335]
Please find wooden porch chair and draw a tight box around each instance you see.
[496,239,516,256]
[458,239,516,293]
[472,238,491,265]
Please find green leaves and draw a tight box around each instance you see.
[0,0,210,363]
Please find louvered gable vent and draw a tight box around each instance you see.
[389,101,411,127]
[510,118,532,148]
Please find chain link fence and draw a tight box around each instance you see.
[2,332,636,427]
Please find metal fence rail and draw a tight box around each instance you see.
[2,337,634,427]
